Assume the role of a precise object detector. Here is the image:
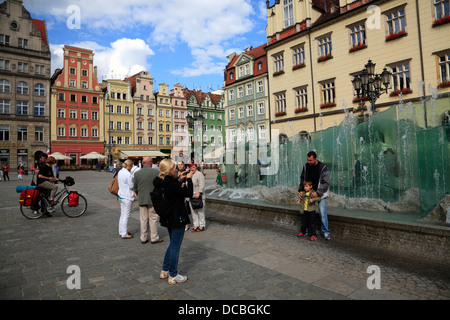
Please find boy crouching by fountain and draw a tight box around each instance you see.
[297,181,322,241]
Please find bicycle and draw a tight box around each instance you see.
[20,177,87,219]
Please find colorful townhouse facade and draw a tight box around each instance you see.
[155,83,172,156]
[264,0,450,138]
[125,71,157,151]
[101,79,134,164]
[0,0,51,170]
[171,83,188,162]
[183,88,225,162]
[50,45,104,165]
[223,44,271,148]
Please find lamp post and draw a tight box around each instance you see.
[186,110,205,163]
[352,59,391,114]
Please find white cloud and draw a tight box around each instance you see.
[24,0,260,78]
[51,39,154,81]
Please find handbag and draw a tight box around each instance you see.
[190,196,203,210]
[108,175,119,196]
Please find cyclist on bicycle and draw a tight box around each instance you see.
[37,156,59,207]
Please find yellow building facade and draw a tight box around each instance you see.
[266,0,450,137]
[102,79,135,163]
[155,83,173,155]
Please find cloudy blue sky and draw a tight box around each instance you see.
[22,0,268,91]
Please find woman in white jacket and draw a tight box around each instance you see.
[188,164,206,232]
[118,159,135,239]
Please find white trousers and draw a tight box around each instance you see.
[119,198,133,237]
[189,199,206,228]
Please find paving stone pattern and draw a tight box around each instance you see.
[0,170,449,300]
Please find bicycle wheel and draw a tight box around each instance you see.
[20,196,47,219]
[61,193,87,218]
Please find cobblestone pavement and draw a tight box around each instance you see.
[0,170,449,302]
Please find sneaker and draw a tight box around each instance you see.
[324,234,331,241]
[168,274,187,285]
[310,235,317,241]
[297,233,306,237]
[160,270,169,279]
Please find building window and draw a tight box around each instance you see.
[82,81,88,88]
[391,62,411,92]
[257,80,264,93]
[17,81,28,95]
[117,122,122,130]
[16,101,28,115]
[435,0,450,20]
[18,126,28,141]
[69,79,76,87]
[81,111,88,120]
[0,34,10,46]
[275,92,286,114]
[229,89,234,101]
[0,125,10,141]
[229,109,235,121]
[92,111,98,120]
[92,128,98,138]
[258,102,265,115]
[438,54,450,84]
[259,124,266,140]
[18,38,28,49]
[34,103,45,116]
[70,68,76,75]
[137,122,143,130]
[35,127,44,142]
[125,106,130,114]
[34,84,45,96]
[321,81,335,105]
[238,107,244,118]
[318,35,332,58]
[0,79,10,93]
[247,83,253,96]
[0,99,10,114]
[70,127,77,137]
[138,137,143,145]
[81,95,87,103]
[238,87,243,98]
[273,52,284,74]
[58,109,65,118]
[35,65,45,75]
[386,8,406,36]
[70,110,77,119]
[81,128,88,138]
[295,87,308,110]
[292,44,305,66]
[247,127,254,141]
[247,105,253,117]
[283,0,293,28]
[82,69,88,77]
[58,127,65,137]
[349,23,366,50]
[0,59,10,70]
[70,94,76,102]
[125,122,130,131]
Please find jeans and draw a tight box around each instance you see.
[318,198,330,235]
[162,227,185,277]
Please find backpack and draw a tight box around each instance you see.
[19,188,40,207]
[68,191,79,207]
[108,175,119,196]
[150,186,172,219]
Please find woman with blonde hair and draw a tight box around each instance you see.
[153,159,193,285]
[118,159,135,239]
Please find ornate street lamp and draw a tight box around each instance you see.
[352,59,391,114]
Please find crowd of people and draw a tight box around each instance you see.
[112,150,331,286]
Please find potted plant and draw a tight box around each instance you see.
[389,88,412,97]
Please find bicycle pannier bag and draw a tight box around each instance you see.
[19,188,40,207]
[68,191,79,207]
[108,175,119,196]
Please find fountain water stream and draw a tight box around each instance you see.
[214,92,450,220]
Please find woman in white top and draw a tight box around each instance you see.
[118,159,135,239]
[188,164,206,231]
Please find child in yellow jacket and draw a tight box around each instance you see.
[297,181,322,241]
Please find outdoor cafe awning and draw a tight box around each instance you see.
[119,150,169,158]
